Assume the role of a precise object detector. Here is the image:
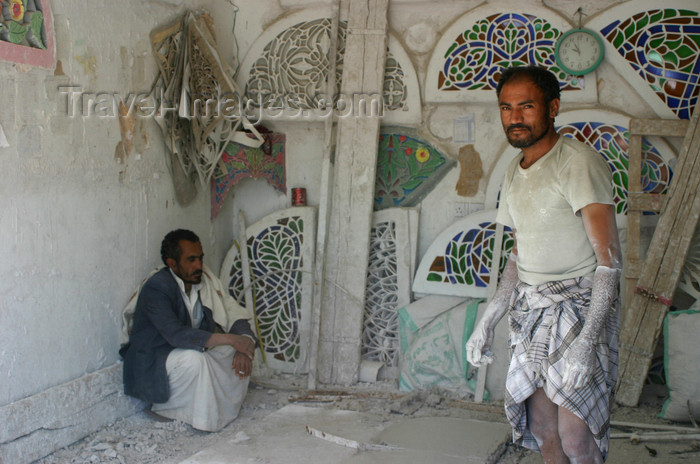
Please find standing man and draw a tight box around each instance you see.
[120,229,258,432]
[467,66,622,463]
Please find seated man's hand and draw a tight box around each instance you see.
[232,351,253,378]
[230,334,256,359]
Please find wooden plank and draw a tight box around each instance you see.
[317,0,389,385]
[637,120,700,290]
[627,192,664,212]
[237,211,266,366]
[625,258,642,278]
[630,119,689,137]
[623,133,643,327]
[307,0,341,390]
[616,108,700,406]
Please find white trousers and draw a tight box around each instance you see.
[151,345,249,431]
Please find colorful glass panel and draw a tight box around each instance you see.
[0,0,55,68]
[375,132,452,210]
[210,133,286,219]
[600,9,700,119]
[222,214,311,369]
[557,122,673,215]
[426,222,515,289]
[438,12,583,92]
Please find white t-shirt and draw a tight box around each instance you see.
[496,136,614,285]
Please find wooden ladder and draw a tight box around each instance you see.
[616,106,700,407]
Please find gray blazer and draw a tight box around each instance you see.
[120,268,256,403]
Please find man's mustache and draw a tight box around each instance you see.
[507,123,530,132]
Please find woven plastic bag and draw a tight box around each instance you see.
[398,295,485,399]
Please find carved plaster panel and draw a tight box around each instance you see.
[238,9,421,124]
[362,207,419,372]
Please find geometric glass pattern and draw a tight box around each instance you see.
[245,19,408,112]
[600,8,700,119]
[375,132,454,210]
[437,12,583,93]
[557,122,674,215]
[437,222,514,287]
[413,210,515,298]
[219,207,316,373]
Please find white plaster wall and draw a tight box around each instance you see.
[0,0,217,406]
[0,0,678,411]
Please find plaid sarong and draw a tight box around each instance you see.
[504,276,619,460]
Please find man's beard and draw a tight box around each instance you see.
[174,266,202,285]
[506,123,550,149]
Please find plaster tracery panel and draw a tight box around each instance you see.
[588,0,700,119]
[362,208,419,372]
[375,130,455,211]
[425,4,596,103]
[238,10,421,124]
[485,110,677,227]
[219,207,316,374]
[413,209,515,298]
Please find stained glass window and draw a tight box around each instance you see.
[375,132,453,210]
[557,122,673,215]
[437,13,582,93]
[600,9,700,119]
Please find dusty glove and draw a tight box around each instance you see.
[466,254,519,367]
[562,265,620,392]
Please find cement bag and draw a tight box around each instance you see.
[398,295,484,398]
[659,310,700,422]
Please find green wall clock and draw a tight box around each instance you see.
[555,28,605,76]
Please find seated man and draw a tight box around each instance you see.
[120,229,258,432]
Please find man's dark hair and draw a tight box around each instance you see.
[496,66,561,104]
[161,229,200,265]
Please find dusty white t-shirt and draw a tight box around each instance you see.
[496,136,613,285]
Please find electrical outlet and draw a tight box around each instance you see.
[453,202,468,217]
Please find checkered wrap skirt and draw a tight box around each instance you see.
[504,276,619,459]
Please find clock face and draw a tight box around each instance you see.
[555,28,605,76]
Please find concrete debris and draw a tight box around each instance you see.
[34,381,699,464]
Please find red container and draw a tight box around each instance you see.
[291,187,306,206]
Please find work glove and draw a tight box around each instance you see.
[562,265,620,392]
[466,254,519,367]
